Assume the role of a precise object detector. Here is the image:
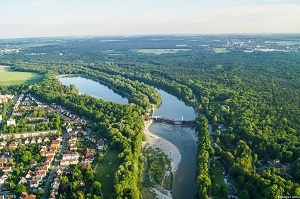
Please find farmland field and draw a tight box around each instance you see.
[214,48,230,53]
[135,48,191,55]
[0,65,43,85]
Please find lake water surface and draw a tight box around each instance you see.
[59,76,128,104]
[58,76,198,199]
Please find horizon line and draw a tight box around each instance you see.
[1,32,300,40]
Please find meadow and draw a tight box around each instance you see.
[95,150,121,198]
[214,48,230,53]
[0,66,43,85]
[135,48,191,55]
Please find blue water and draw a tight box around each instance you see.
[58,76,128,104]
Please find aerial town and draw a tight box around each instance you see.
[0,94,105,199]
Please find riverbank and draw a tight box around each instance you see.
[143,120,181,173]
[143,120,181,199]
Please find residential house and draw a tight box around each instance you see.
[30,138,36,144]
[63,168,72,175]
[83,159,93,164]
[60,159,78,166]
[0,158,7,168]
[70,145,77,151]
[69,136,77,142]
[30,161,37,167]
[7,194,16,199]
[52,178,60,190]
[62,152,79,160]
[56,169,62,178]
[97,139,104,150]
[31,175,43,183]
[36,170,47,179]
[66,124,72,133]
[6,118,16,126]
[44,137,50,142]
[45,151,56,157]
[18,177,27,184]
[40,146,47,156]
[25,170,33,179]
[85,148,94,159]
[69,140,76,146]
[38,165,49,172]
[37,137,43,144]
[0,141,7,149]
[50,147,57,152]
[19,192,36,199]
[49,189,56,199]
[8,142,18,149]
[24,138,30,145]
[2,166,12,172]
[50,140,60,149]
[46,155,54,162]
[43,161,51,170]
[0,177,5,185]
[56,136,63,142]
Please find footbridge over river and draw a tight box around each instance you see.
[150,116,196,127]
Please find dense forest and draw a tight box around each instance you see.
[1,35,300,198]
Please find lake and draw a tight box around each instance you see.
[58,76,128,104]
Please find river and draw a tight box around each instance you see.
[58,76,198,199]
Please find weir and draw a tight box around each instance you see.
[150,116,196,126]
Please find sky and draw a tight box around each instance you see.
[0,0,300,38]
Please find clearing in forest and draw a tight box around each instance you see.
[0,66,43,85]
[95,149,121,198]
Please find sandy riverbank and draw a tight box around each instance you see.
[142,120,181,199]
[143,120,181,173]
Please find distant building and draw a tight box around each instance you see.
[7,118,16,126]
[0,95,14,104]
[97,139,104,150]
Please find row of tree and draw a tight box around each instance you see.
[195,115,214,199]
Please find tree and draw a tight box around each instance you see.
[16,184,26,193]
[239,190,250,199]
[92,181,102,195]
[21,151,32,163]
[220,183,228,197]
[37,189,44,195]
[60,176,69,184]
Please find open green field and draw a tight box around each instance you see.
[95,150,121,199]
[210,161,225,185]
[135,49,191,55]
[214,48,230,53]
[0,66,43,85]
[266,40,300,45]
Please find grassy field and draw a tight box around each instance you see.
[210,161,225,185]
[0,66,43,85]
[95,149,121,199]
[266,40,300,45]
[135,49,191,55]
[214,48,230,53]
